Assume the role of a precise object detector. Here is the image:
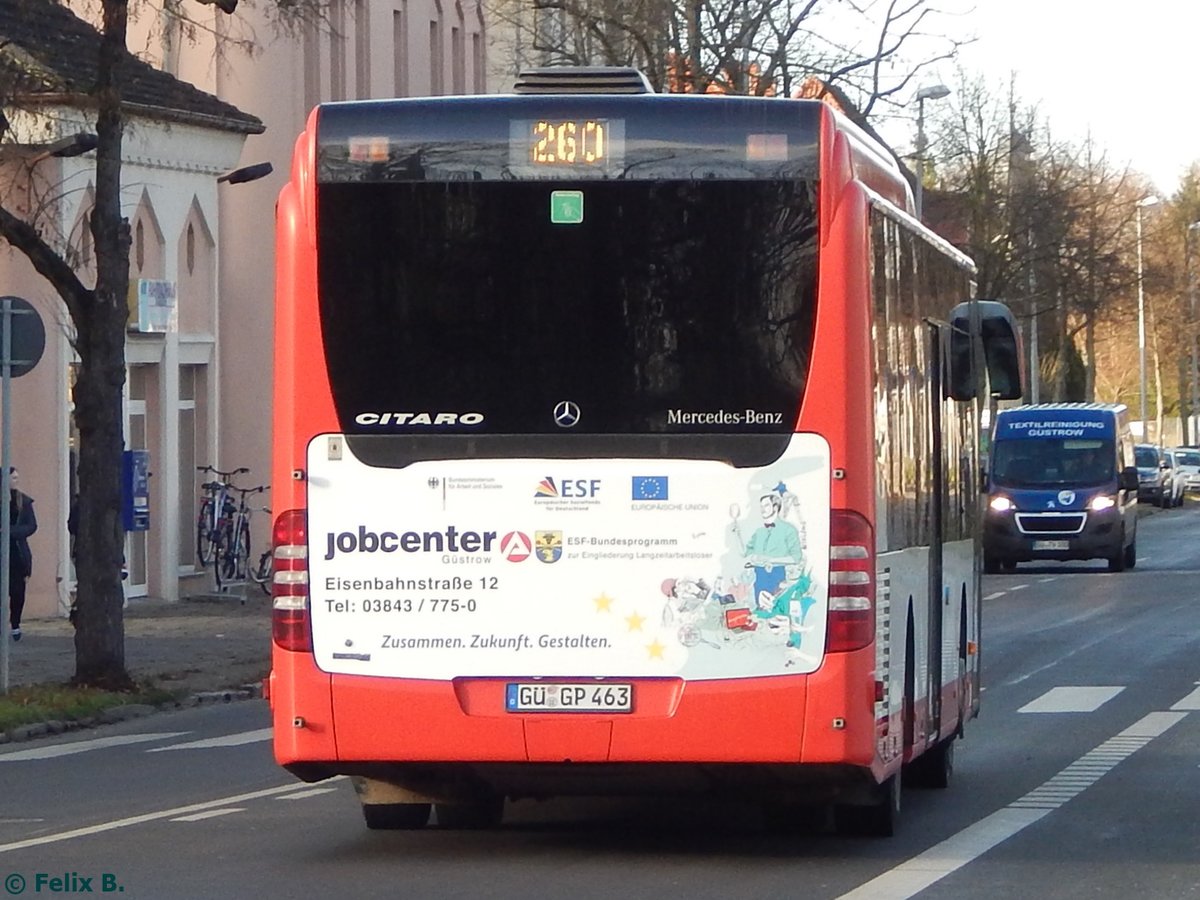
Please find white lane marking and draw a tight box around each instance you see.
[1117,711,1182,738]
[1171,686,1200,711]
[1018,686,1124,713]
[0,733,189,762]
[983,592,1006,601]
[839,808,1052,900]
[276,788,339,800]
[838,711,1186,900]
[171,808,245,822]
[0,777,346,854]
[1009,584,1029,591]
[145,728,273,752]
[1038,577,1058,584]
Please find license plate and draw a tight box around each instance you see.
[505,682,633,713]
[1032,540,1069,551]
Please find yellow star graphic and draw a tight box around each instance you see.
[594,592,614,612]
[646,639,666,659]
[625,611,646,632]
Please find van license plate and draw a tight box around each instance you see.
[505,683,632,713]
[1032,540,1069,551]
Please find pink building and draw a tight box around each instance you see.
[10,0,488,621]
[1,1,262,620]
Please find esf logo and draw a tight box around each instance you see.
[534,477,601,499]
[324,525,497,560]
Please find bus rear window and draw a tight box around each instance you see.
[315,179,818,436]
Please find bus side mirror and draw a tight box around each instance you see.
[946,300,1025,401]
[1120,467,1139,491]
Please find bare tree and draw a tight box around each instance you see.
[931,71,1148,406]
[0,0,303,689]
[484,0,968,106]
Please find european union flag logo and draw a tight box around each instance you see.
[632,476,668,500]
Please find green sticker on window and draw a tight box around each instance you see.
[550,190,584,225]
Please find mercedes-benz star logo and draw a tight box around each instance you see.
[553,400,581,429]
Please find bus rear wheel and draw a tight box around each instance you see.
[435,796,504,829]
[361,802,431,830]
[905,735,955,789]
[834,774,900,837]
[761,801,827,834]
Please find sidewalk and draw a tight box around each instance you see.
[7,590,271,696]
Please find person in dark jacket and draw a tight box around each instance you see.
[8,467,37,641]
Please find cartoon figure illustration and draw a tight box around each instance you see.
[727,482,817,660]
[660,577,721,649]
[753,570,816,659]
[660,576,710,625]
[734,490,803,605]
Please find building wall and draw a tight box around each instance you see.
[1,115,247,619]
[174,0,487,563]
[17,0,489,619]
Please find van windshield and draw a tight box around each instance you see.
[1134,447,1160,469]
[991,438,1115,487]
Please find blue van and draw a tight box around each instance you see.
[983,403,1140,573]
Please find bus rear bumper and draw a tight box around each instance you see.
[290,760,879,806]
[271,646,885,796]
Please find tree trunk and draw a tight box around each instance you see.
[1151,305,1165,446]
[1085,315,1097,402]
[1178,353,1190,446]
[72,0,133,690]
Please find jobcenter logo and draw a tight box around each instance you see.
[324,524,498,560]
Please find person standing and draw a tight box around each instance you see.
[8,467,37,641]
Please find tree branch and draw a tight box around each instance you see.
[0,202,89,323]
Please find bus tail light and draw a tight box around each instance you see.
[826,509,875,653]
[271,508,312,652]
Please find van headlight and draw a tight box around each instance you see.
[1089,495,1117,511]
[989,496,1014,512]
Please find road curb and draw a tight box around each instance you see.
[0,682,264,746]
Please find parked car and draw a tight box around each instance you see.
[1133,443,1171,506]
[1172,446,1200,495]
[1162,448,1187,507]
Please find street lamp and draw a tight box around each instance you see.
[1188,221,1200,444]
[28,132,99,164]
[217,161,273,184]
[1136,194,1161,440]
[914,84,951,221]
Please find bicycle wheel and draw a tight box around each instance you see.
[250,549,273,595]
[234,521,251,582]
[196,498,216,567]
[216,523,237,589]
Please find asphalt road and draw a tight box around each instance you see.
[1,504,1198,899]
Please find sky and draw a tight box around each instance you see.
[905,0,1200,193]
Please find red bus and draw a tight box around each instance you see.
[268,67,1022,836]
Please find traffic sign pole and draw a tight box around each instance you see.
[2,298,14,692]
[0,296,46,694]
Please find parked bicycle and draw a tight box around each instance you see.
[249,505,274,596]
[195,465,248,571]
[216,483,268,592]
